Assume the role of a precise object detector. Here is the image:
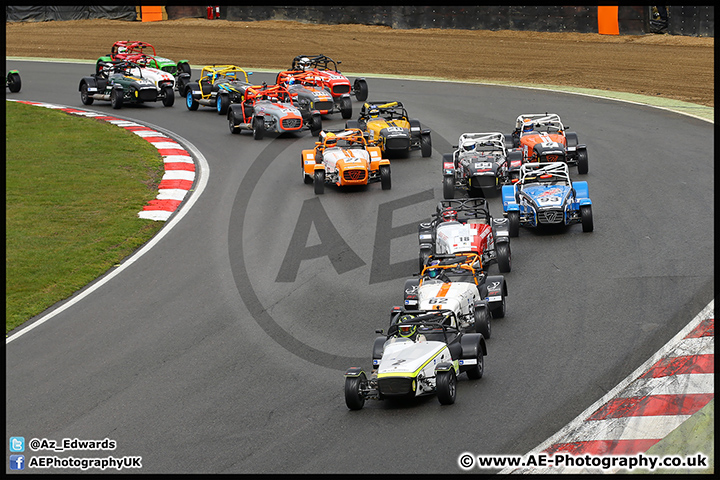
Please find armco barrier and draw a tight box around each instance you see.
[5,5,713,37]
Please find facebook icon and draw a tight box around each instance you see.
[10,454,25,470]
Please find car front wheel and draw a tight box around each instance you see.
[465,342,485,380]
[80,83,93,105]
[496,242,511,273]
[436,370,457,405]
[344,373,366,410]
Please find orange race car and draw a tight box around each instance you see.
[301,128,391,194]
[510,113,589,174]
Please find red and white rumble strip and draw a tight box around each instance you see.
[504,300,714,474]
[11,101,195,221]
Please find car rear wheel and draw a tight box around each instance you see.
[581,205,594,232]
[178,62,191,76]
[354,78,369,102]
[420,132,432,157]
[340,96,352,120]
[443,175,455,199]
[496,242,511,273]
[474,307,491,339]
[577,148,589,174]
[508,211,520,237]
[162,86,175,107]
[380,164,391,190]
[186,89,199,111]
[80,83,93,105]
[344,372,366,410]
[465,342,485,380]
[217,94,230,115]
[314,170,325,194]
[436,370,457,405]
[252,116,265,140]
[7,72,21,93]
[110,88,123,109]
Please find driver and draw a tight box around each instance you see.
[297,57,311,71]
[522,119,535,134]
[396,317,426,342]
[441,209,458,222]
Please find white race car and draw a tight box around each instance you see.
[403,253,506,340]
[344,310,487,410]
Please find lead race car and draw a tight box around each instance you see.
[418,198,511,274]
[185,65,253,115]
[402,252,507,339]
[227,82,322,140]
[510,113,589,174]
[98,41,192,95]
[301,128,391,194]
[79,60,174,109]
[344,310,487,410]
[501,161,593,236]
[442,132,524,199]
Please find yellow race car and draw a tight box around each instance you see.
[346,101,432,158]
[301,128,391,194]
[184,65,252,115]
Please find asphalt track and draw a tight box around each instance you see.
[5,59,714,474]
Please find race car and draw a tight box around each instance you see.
[501,162,593,236]
[6,69,21,92]
[346,101,432,158]
[403,252,508,338]
[442,132,524,199]
[343,310,487,410]
[418,198,511,273]
[510,113,589,174]
[276,69,350,118]
[290,54,368,102]
[227,83,322,140]
[301,128,391,194]
[184,65,253,115]
[98,41,192,95]
[79,60,175,109]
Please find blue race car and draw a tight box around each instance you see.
[501,162,593,236]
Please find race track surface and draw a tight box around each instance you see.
[5,60,714,474]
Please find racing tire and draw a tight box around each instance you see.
[314,170,325,195]
[465,342,485,380]
[162,86,175,107]
[577,148,589,175]
[176,77,188,97]
[110,88,123,109]
[217,94,230,115]
[354,79,369,102]
[474,307,491,339]
[380,164,391,190]
[507,211,520,237]
[309,114,322,137]
[228,111,241,134]
[443,175,455,199]
[419,247,432,273]
[420,132,432,158]
[7,72,21,93]
[340,96,352,120]
[178,62,192,76]
[496,242,511,273]
[436,370,457,405]
[252,116,265,140]
[490,290,506,319]
[344,372,366,410]
[580,205,594,232]
[186,89,199,111]
[80,83,94,105]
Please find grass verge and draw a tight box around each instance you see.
[5,101,166,334]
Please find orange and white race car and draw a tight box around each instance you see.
[510,113,589,174]
[301,128,391,194]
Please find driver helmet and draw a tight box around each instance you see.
[461,140,476,152]
[398,323,417,338]
[298,57,311,70]
[522,119,534,133]
[286,75,295,86]
[426,260,441,279]
[369,108,380,118]
[117,46,127,55]
[441,209,458,222]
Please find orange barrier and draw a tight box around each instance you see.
[141,6,164,23]
[597,6,619,35]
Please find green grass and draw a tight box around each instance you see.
[6,101,166,333]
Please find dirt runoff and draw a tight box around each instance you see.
[5,18,714,107]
